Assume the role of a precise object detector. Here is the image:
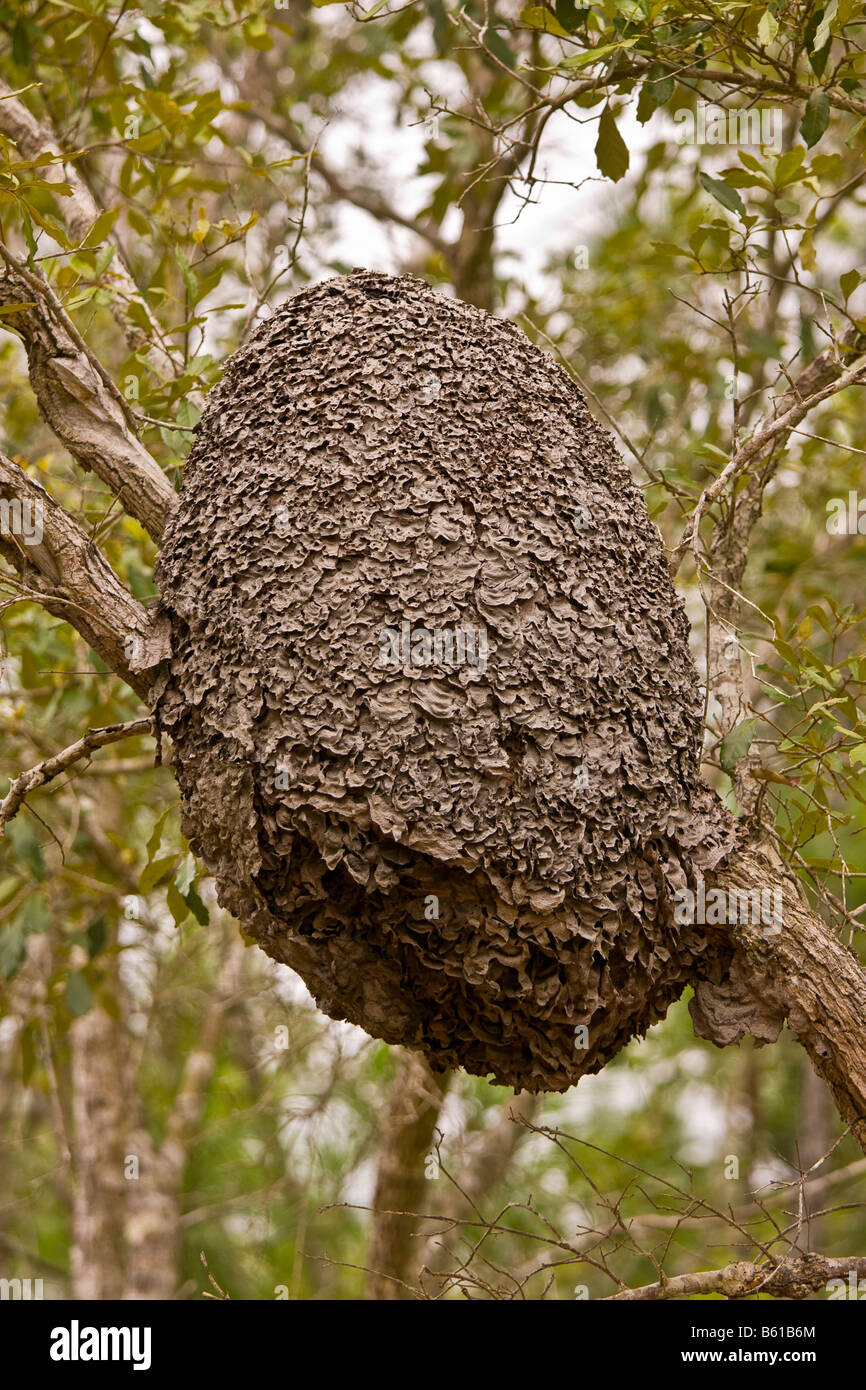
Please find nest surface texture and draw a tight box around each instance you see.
[154,270,737,1090]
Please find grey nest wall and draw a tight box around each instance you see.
[154,270,738,1091]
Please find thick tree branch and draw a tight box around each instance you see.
[695,838,866,1155]
[0,452,169,697]
[0,259,176,540]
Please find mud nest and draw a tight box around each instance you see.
[154,270,738,1091]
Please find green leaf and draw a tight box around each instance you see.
[485,27,516,69]
[650,240,695,259]
[85,917,107,959]
[66,971,93,1018]
[840,269,861,300]
[125,128,165,154]
[81,207,120,249]
[21,896,50,935]
[699,172,744,217]
[554,0,585,28]
[694,441,729,463]
[595,105,629,183]
[184,883,210,926]
[849,744,866,767]
[561,39,636,70]
[0,877,20,908]
[758,9,779,45]
[176,398,201,430]
[800,91,830,148]
[813,0,838,54]
[0,921,26,980]
[774,146,805,187]
[7,818,45,881]
[11,20,30,67]
[520,5,569,35]
[166,880,190,927]
[846,116,866,151]
[139,853,181,894]
[146,808,170,863]
[720,718,758,772]
[799,229,817,272]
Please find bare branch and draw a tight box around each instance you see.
[671,335,866,574]
[240,99,454,260]
[0,718,153,834]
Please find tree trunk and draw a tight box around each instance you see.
[365,1052,448,1300]
[70,1000,128,1299]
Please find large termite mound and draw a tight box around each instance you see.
[154,270,739,1091]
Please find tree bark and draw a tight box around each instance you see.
[70,997,128,1299]
[692,838,866,1155]
[365,1052,448,1300]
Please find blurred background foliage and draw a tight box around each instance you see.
[1,0,865,1299]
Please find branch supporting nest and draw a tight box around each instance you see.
[696,839,866,1153]
[0,451,170,697]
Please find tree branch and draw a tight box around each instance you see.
[420,1091,539,1284]
[0,718,153,834]
[607,1252,866,1301]
[0,258,176,541]
[0,452,169,697]
[240,98,453,260]
[694,838,866,1155]
[365,1051,449,1300]
[670,336,866,574]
